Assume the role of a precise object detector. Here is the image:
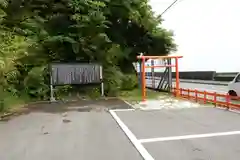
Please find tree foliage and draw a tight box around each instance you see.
[0,0,176,106]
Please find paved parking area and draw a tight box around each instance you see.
[2,98,240,160]
[0,99,142,160]
[111,107,240,160]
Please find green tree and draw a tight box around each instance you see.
[0,0,176,99]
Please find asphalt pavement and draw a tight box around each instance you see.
[0,99,142,160]
[1,95,240,160]
[113,107,240,160]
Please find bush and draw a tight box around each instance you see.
[54,85,73,100]
[0,90,25,113]
[0,100,5,112]
[0,91,7,112]
[121,74,138,90]
[87,87,101,99]
[103,66,123,97]
[23,66,49,100]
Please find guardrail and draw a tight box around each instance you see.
[172,88,240,110]
[141,71,237,82]
[215,72,238,77]
[145,76,229,86]
[141,71,216,80]
[214,72,237,81]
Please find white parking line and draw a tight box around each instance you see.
[109,110,155,160]
[139,131,240,143]
[110,108,135,112]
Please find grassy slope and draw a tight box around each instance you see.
[119,88,168,101]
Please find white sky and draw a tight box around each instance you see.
[148,0,240,72]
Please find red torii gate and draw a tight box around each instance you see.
[137,55,183,102]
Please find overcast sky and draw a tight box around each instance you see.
[148,0,240,72]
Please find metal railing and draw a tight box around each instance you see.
[172,88,240,110]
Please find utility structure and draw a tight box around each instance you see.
[137,55,183,102]
[49,63,104,102]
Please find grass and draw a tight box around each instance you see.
[1,95,30,113]
[119,88,168,101]
[0,91,33,115]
